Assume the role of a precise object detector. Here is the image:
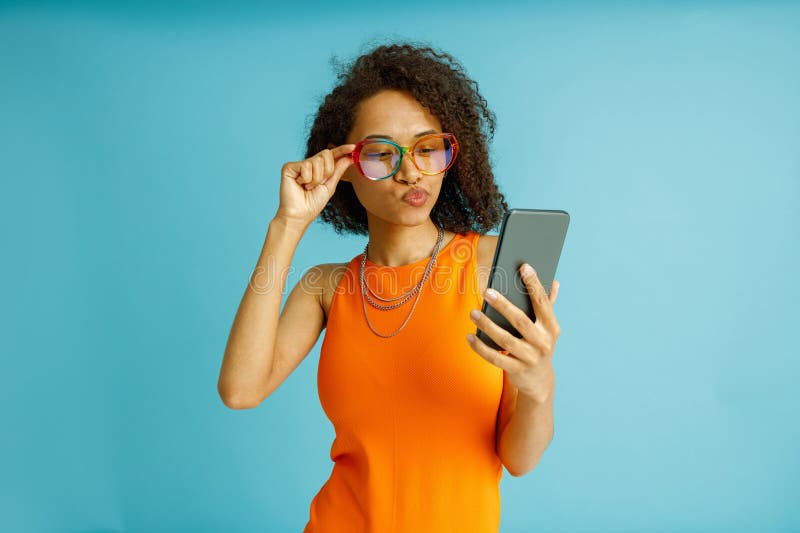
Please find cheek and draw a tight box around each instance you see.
[349,179,395,210]
[427,182,444,202]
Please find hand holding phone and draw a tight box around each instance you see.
[475,208,570,351]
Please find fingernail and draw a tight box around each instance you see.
[522,263,535,276]
[485,288,497,300]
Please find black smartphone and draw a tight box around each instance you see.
[475,208,570,351]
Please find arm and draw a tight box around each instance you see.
[497,383,555,477]
[471,237,560,477]
[217,216,306,409]
[218,142,355,408]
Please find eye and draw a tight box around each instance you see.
[364,150,394,159]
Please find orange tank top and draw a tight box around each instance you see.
[303,230,504,533]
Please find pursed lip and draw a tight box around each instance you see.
[401,189,429,202]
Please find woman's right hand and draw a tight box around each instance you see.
[274,144,356,231]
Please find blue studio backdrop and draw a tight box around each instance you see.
[1,1,798,532]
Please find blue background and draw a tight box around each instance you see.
[2,1,798,531]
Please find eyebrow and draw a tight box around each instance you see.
[363,129,438,141]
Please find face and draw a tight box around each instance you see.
[329,89,448,228]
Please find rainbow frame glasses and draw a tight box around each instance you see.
[349,132,459,181]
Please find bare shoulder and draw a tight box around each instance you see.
[477,233,499,267]
[313,262,350,322]
[258,261,348,404]
[476,233,499,296]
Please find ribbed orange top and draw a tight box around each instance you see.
[303,230,504,533]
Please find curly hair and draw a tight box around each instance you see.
[304,40,509,236]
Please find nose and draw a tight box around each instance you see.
[393,150,422,185]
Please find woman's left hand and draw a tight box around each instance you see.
[466,263,560,404]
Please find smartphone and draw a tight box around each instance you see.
[475,208,570,351]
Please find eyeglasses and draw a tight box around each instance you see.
[350,132,459,181]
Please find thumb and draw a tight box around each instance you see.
[330,143,356,159]
[325,154,354,187]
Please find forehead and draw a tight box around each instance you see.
[349,89,443,142]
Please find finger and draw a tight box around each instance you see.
[282,161,301,181]
[322,150,334,179]
[299,160,313,186]
[520,263,557,331]
[550,280,559,305]
[481,288,539,351]
[466,333,525,373]
[330,143,356,159]
[326,154,354,185]
[308,156,324,190]
[469,307,532,363]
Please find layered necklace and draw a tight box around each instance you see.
[359,225,445,338]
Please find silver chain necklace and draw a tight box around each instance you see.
[359,225,445,338]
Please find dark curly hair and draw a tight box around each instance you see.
[304,40,509,236]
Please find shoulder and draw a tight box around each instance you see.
[476,233,499,270]
[475,233,498,296]
[310,262,351,320]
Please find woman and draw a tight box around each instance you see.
[218,42,562,533]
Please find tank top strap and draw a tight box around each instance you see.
[431,230,482,307]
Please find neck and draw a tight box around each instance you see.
[365,218,453,267]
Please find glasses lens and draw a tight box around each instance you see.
[358,142,400,180]
[414,135,454,174]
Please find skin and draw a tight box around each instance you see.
[327,89,458,267]
[316,88,563,477]
[468,263,561,477]
[222,87,566,479]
